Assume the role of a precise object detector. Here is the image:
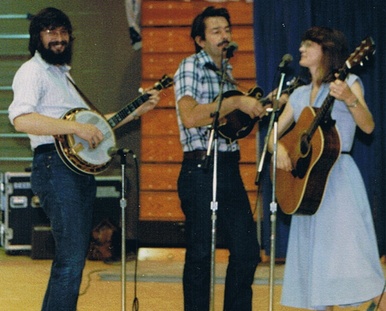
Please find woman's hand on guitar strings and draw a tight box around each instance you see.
[275,143,293,172]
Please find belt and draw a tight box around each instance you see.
[183,150,240,161]
[183,150,207,160]
[34,143,56,154]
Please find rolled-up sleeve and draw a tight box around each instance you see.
[8,62,42,124]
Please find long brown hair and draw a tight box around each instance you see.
[302,26,349,83]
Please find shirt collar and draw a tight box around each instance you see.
[34,51,71,73]
[196,49,233,72]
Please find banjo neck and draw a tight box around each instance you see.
[107,93,151,128]
[107,74,173,129]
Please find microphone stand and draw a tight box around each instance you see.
[255,70,286,311]
[115,148,131,311]
[204,51,230,311]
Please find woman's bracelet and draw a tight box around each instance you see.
[346,99,358,108]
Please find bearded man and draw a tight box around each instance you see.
[8,7,159,310]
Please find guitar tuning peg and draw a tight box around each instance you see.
[138,87,144,94]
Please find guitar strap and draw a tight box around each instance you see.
[66,75,104,116]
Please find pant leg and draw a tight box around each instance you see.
[178,155,260,311]
[178,159,213,311]
[217,158,260,311]
[31,151,96,311]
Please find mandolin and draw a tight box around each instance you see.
[218,77,304,143]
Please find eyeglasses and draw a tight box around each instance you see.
[300,40,317,49]
[42,28,69,37]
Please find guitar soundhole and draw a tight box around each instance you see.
[291,144,312,179]
[300,133,311,156]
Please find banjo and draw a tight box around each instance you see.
[54,75,173,175]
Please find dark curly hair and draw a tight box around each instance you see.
[28,7,74,56]
[302,26,349,83]
[190,6,231,53]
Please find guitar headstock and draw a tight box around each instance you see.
[284,76,307,94]
[154,75,174,91]
[345,36,375,70]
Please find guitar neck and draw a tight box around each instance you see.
[107,93,150,128]
[308,95,336,137]
[307,67,349,138]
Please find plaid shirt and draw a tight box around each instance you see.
[174,50,239,152]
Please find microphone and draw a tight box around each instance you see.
[223,42,238,59]
[278,54,293,68]
[108,147,132,157]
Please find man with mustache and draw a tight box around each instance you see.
[8,7,159,310]
[173,6,265,311]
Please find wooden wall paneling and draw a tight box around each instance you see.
[141,134,258,164]
[141,163,179,191]
[155,87,176,108]
[140,161,259,221]
[140,190,258,221]
[142,26,254,53]
[141,108,179,136]
[140,191,184,221]
[142,52,255,80]
[141,1,253,26]
[141,163,259,192]
[141,136,183,163]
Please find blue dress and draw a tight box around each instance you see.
[281,74,385,309]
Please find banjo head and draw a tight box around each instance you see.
[72,110,116,165]
[55,108,117,175]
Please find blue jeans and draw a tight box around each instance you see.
[31,150,96,311]
[178,152,260,311]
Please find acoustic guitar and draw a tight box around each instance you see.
[273,37,375,215]
[54,75,173,175]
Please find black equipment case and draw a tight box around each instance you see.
[0,172,49,253]
[0,172,121,256]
